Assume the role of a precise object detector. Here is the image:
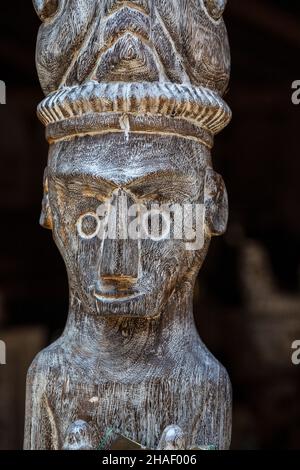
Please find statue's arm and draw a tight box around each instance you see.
[24,359,58,450]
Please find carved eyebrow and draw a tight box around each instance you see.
[126,170,204,201]
[48,172,118,195]
[48,170,204,201]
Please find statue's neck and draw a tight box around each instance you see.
[61,290,201,375]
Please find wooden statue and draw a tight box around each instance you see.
[25,0,232,450]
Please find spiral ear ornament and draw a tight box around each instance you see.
[33,0,60,21]
[203,0,227,21]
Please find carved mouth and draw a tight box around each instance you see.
[93,280,143,303]
[93,289,143,303]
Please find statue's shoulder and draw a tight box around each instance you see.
[27,339,66,386]
[190,347,231,390]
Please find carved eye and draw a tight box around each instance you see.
[77,213,101,240]
[33,0,60,21]
[203,0,227,21]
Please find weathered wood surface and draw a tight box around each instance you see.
[25,0,232,450]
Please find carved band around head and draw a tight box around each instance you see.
[38,81,232,143]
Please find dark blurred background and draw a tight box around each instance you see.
[0,0,300,450]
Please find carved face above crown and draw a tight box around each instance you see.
[42,134,228,318]
[33,0,230,96]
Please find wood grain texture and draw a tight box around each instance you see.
[33,0,230,95]
[25,0,232,450]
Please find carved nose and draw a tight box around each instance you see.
[98,189,139,285]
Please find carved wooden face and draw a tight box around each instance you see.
[43,134,227,318]
[34,0,230,96]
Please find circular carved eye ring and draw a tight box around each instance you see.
[33,0,60,22]
[77,213,101,240]
[203,0,227,21]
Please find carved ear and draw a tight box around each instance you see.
[204,168,228,236]
[33,0,60,21]
[40,168,53,230]
[203,0,227,21]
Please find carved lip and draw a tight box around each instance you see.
[93,289,143,303]
[93,280,143,302]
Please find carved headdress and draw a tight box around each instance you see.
[34,0,231,148]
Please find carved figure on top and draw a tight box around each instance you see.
[33,0,230,96]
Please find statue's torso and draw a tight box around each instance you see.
[26,340,231,450]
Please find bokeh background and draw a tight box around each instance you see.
[0,0,300,450]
